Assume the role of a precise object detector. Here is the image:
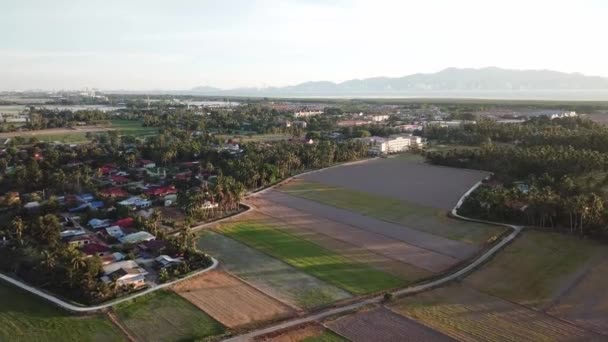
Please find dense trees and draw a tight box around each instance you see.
[427,116,608,238]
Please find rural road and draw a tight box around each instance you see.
[222,179,524,342]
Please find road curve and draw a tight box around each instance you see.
[222,177,523,342]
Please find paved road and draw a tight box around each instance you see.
[223,180,523,342]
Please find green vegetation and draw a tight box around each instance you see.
[0,282,124,342]
[283,181,504,245]
[220,222,405,295]
[428,117,608,238]
[302,330,348,342]
[110,119,159,137]
[113,290,225,342]
[466,230,605,308]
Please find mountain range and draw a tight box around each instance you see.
[188,67,608,99]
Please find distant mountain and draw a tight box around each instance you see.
[186,67,608,99]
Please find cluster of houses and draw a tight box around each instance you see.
[11,157,219,290]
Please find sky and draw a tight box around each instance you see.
[1,0,607,91]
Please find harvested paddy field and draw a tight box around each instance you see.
[244,210,431,281]
[197,231,351,309]
[280,180,503,246]
[260,189,476,261]
[390,284,601,342]
[547,253,608,335]
[465,230,606,309]
[255,323,347,342]
[219,222,405,295]
[113,290,225,342]
[0,282,124,341]
[299,157,489,210]
[172,270,294,328]
[326,306,455,342]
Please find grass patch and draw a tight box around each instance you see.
[197,231,351,309]
[220,222,405,295]
[113,290,225,342]
[110,119,159,137]
[0,282,124,341]
[282,181,504,245]
[465,230,605,308]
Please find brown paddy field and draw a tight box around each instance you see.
[390,284,602,342]
[299,157,490,210]
[172,270,294,329]
[326,306,455,342]
[255,323,345,342]
[547,253,608,335]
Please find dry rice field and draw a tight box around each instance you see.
[250,192,465,273]
[255,323,345,342]
[300,157,489,210]
[243,210,432,282]
[390,284,601,342]
[172,271,294,328]
[326,306,455,342]
[547,253,608,335]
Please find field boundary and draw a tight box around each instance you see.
[222,175,524,342]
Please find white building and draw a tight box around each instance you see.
[368,114,390,122]
[550,111,577,120]
[294,110,323,118]
[360,134,423,154]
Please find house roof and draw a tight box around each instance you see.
[140,239,167,252]
[119,231,155,244]
[100,187,129,197]
[81,243,110,255]
[113,217,134,228]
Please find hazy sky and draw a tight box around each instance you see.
[1,0,607,90]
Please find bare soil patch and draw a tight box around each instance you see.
[326,306,455,342]
[172,271,294,329]
[300,157,489,210]
[0,126,113,138]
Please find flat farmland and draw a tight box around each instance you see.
[113,290,225,342]
[262,189,477,261]
[299,158,489,210]
[219,222,405,295]
[255,323,347,342]
[243,209,432,281]
[390,284,600,342]
[172,271,294,328]
[465,231,606,309]
[0,282,124,342]
[280,180,504,246]
[197,231,351,309]
[326,307,455,342]
[547,253,608,335]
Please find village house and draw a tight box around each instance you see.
[101,260,148,289]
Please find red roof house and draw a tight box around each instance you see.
[81,243,111,256]
[113,217,135,228]
[100,187,129,198]
[111,175,130,185]
[144,185,177,197]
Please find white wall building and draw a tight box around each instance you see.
[360,134,423,154]
[294,110,323,118]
